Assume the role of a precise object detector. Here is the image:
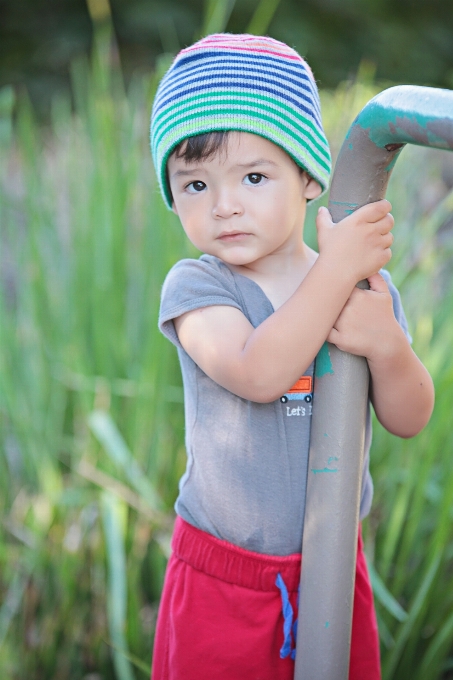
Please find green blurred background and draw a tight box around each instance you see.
[2,1,453,678]
[3,0,453,116]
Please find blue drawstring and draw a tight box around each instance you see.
[275,573,294,659]
[275,574,300,660]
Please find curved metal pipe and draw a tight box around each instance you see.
[295,85,453,680]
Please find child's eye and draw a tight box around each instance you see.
[186,181,206,193]
[244,173,266,185]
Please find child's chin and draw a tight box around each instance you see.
[217,251,257,266]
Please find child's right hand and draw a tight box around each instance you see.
[316,200,394,283]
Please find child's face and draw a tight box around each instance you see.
[167,132,322,267]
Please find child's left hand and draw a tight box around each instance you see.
[327,271,434,439]
[327,272,403,362]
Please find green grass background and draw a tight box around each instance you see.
[2,6,453,679]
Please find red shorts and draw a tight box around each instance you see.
[152,517,380,680]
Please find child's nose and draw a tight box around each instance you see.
[212,190,243,219]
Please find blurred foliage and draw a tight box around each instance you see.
[3,7,453,680]
[1,0,453,118]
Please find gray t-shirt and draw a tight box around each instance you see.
[159,254,411,555]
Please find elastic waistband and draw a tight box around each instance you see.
[171,516,301,592]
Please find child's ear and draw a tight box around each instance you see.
[303,173,323,200]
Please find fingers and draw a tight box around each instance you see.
[384,231,394,246]
[367,272,390,293]
[365,207,394,234]
[316,205,333,231]
[377,212,394,235]
[353,200,394,231]
[358,199,392,221]
[373,198,392,215]
[317,201,393,232]
[379,232,393,261]
[316,199,394,281]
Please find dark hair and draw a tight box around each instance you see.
[173,131,230,163]
[166,132,230,203]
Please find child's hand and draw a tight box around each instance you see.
[316,200,394,284]
[327,271,434,438]
[327,272,404,362]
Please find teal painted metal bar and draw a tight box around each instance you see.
[295,85,453,680]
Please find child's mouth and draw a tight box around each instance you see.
[217,231,250,242]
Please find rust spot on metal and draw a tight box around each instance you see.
[385,143,405,152]
[388,122,397,136]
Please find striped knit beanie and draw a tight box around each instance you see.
[150,33,331,208]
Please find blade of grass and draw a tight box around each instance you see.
[101,491,135,680]
[104,639,151,676]
[382,552,442,678]
[378,465,413,582]
[0,565,33,649]
[398,456,453,675]
[89,410,163,511]
[76,457,172,528]
[200,0,236,37]
[367,561,408,623]
[375,610,395,650]
[246,0,282,35]
[413,608,453,680]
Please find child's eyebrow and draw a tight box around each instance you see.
[170,159,278,179]
[236,159,278,168]
[171,169,201,178]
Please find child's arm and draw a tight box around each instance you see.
[327,272,434,437]
[175,200,393,403]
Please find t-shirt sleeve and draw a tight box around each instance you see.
[158,257,243,348]
[380,268,412,343]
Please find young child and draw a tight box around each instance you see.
[150,33,434,680]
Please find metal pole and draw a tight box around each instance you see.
[295,85,453,680]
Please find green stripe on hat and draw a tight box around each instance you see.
[152,92,330,163]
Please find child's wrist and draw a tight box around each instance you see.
[314,252,358,291]
[366,323,410,368]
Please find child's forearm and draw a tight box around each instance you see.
[176,256,359,402]
[237,257,357,401]
[368,336,434,438]
[177,256,370,403]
